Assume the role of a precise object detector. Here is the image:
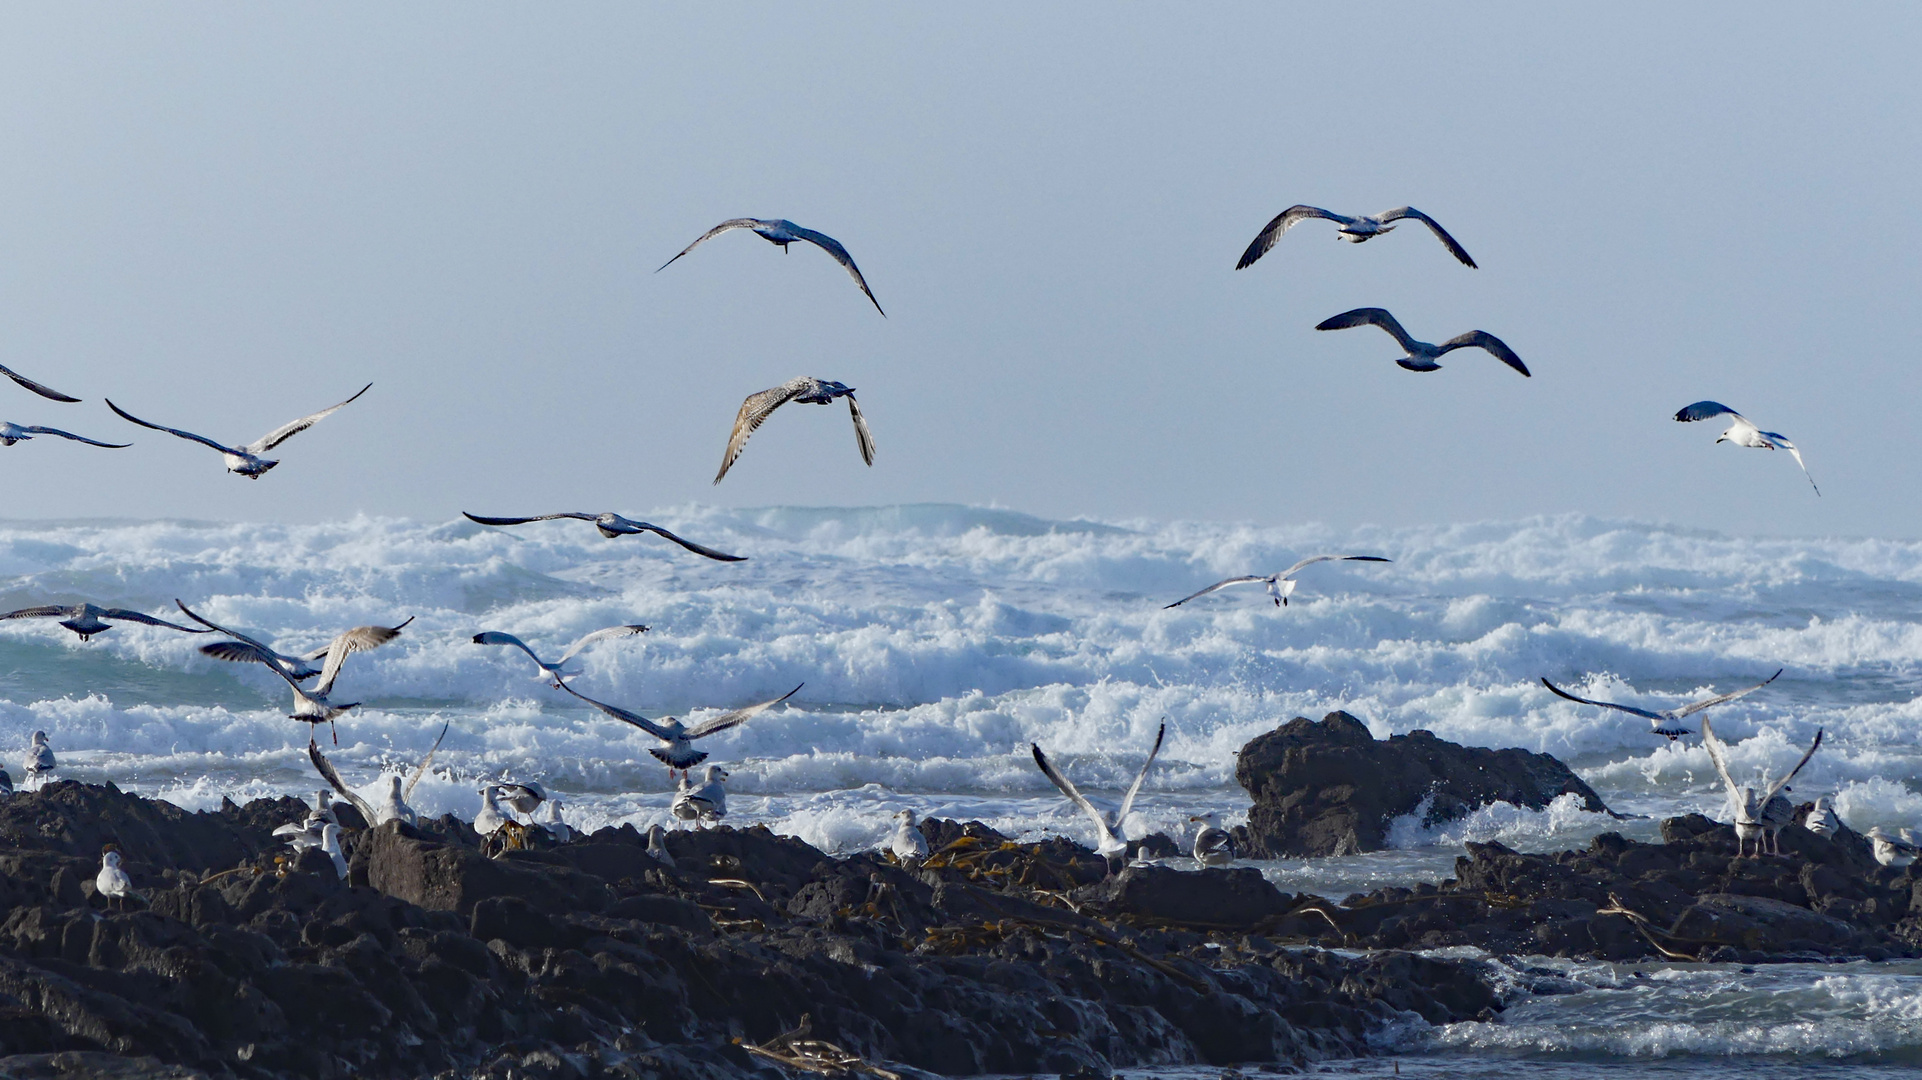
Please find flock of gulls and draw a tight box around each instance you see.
[0,203,1841,890]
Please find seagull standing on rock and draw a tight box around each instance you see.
[473,786,509,838]
[671,765,729,827]
[1315,308,1529,377]
[1805,796,1841,837]
[1031,723,1165,875]
[1166,555,1391,609]
[1673,401,1819,494]
[25,731,55,784]
[1541,669,1782,741]
[889,810,929,864]
[106,383,371,479]
[462,512,746,562]
[1190,812,1234,867]
[96,849,134,910]
[646,823,676,867]
[319,824,349,879]
[374,775,418,828]
[713,377,875,484]
[1701,717,1823,858]
[1236,205,1477,268]
[658,218,886,315]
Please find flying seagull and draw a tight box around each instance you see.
[462,512,745,562]
[1673,401,1819,495]
[0,423,128,449]
[1166,555,1391,609]
[473,625,650,687]
[177,600,410,735]
[1541,669,1783,741]
[555,678,802,780]
[0,362,81,403]
[105,383,371,478]
[1315,308,1528,377]
[1031,722,1165,874]
[1701,716,1823,858]
[1237,206,1476,269]
[2,602,211,642]
[658,218,884,315]
[714,377,874,484]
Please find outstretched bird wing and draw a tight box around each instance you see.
[245,383,371,454]
[656,219,763,272]
[462,512,746,561]
[1315,308,1421,353]
[463,511,597,527]
[0,363,81,403]
[1031,743,1120,851]
[18,426,129,448]
[1113,722,1166,825]
[175,600,307,692]
[1539,677,1665,722]
[1279,554,1392,579]
[472,631,549,670]
[847,395,876,467]
[715,381,811,484]
[623,521,749,562]
[1761,432,1820,495]
[1438,331,1529,377]
[553,624,650,668]
[308,739,379,825]
[1236,206,1350,269]
[2,605,73,620]
[99,608,210,634]
[554,678,676,741]
[315,618,411,696]
[1377,207,1478,268]
[1165,575,1270,608]
[1674,401,1742,424]
[787,225,886,316]
[107,401,241,455]
[1673,669,1783,719]
[1698,717,1744,803]
[1763,728,1823,804]
[687,684,804,739]
[405,720,451,801]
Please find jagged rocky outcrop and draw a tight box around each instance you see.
[1235,712,1611,857]
[0,782,1503,1079]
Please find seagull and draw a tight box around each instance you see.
[1540,669,1783,741]
[1805,796,1841,838]
[495,780,548,817]
[714,377,874,484]
[178,601,411,736]
[1868,827,1919,869]
[0,423,128,449]
[272,791,340,851]
[670,765,729,827]
[1031,722,1165,874]
[645,823,676,867]
[1701,717,1823,858]
[199,637,328,681]
[1315,308,1528,377]
[319,823,349,879]
[556,679,802,781]
[105,383,371,479]
[373,775,417,827]
[462,512,745,562]
[473,786,509,837]
[1190,812,1234,868]
[472,625,650,687]
[96,848,135,910]
[308,721,445,828]
[1236,206,1476,269]
[0,362,82,403]
[1673,401,1819,495]
[1165,555,1390,609]
[25,731,55,783]
[536,799,572,844]
[657,218,885,315]
[2,603,211,643]
[888,810,929,863]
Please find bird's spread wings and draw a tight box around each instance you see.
[1165,575,1270,608]
[1674,401,1740,424]
[308,739,378,825]
[315,617,410,696]
[1539,678,1665,722]
[1377,207,1478,268]
[2,605,74,620]
[1673,669,1783,719]
[1113,722,1166,825]
[463,511,747,561]
[0,363,81,403]
[1236,206,1347,269]
[99,608,210,633]
[554,624,650,667]
[463,511,597,527]
[1280,554,1391,579]
[1315,308,1419,352]
[405,720,450,801]
[555,679,674,741]
[107,401,239,454]
[19,426,129,448]
[787,225,885,316]
[1030,743,1118,850]
[473,631,546,669]
[847,395,876,467]
[175,601,305,691]
[1764,434,1821,495]
[245,383,371,453]
[1439,331,1529,377]
[1764,728,1823,804]
[687,683,803,739]
[628,521,749,562]
[656,219,762,272]
[715,381,810,484]
[200,640,317,678]
[1699,717,1744,802]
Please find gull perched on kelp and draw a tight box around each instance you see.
[472,625,650,687]
[0,422,128,449]
[1315,308,1528,377]
[1166,555,1390,609]
[2,602,210,643]
[713,377,874,484]
[462,512,745,562]
[0,362,81,403]
[1541,669,1782,741]
[1701,716,1823,858]
[1673,401,1819,495]
[658,218,885,315]
[106,383,370,479]
[1236,205,1476,269]
[556,679,802,780]
[1031,722,1165,874]
[178,600,410,735]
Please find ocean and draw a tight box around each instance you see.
[2,505,1920,1072]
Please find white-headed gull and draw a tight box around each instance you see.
[1805,796,1841,838]
[1166,555,1390,609]
[646,823,676,867]
[1316,308,1528,376]
[1868,827,1919,868]
[178,600,410,734]
[106,383,370,479]
[97,848,135,909]
[25,731,55,783]
[1541,669,1782,741]
[658,218,884,315]
[556,679,801,780]
[473,786,509,837]
[1031,722,1165,874]
[1190,812,1234,867]
[472,625,649,687]
[1673,401,1819,495]
[3,602,211,642]
[1701,716,1823,858]
[714,377,874,484]
[889,810,930,863]
[671,765,729,827]
[1237,206,1476,269]
[462,511,745,562]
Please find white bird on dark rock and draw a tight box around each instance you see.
[320,824,348,879]
[1702,717,1823,858]
[1805,796,1841,838]
[1190,812,1234,868]
[1673,401,1819,495]
[1541,669,1782,741]
[1868,827,1918,869]
[714,377,874,484]
[658,218,885,315]
[1316,308,1528,377]
[537,799,572,844]
[1031,722,1165,874]
[309,721,445,830]
[1237,205,1476,269]
[178,600,410,734]
[889,810,929,863]
[0,362,82,403]
[646,823,676,867]
[473,786,509,837]
[462,511,746,561]
[3,603,211,643]
[556,679,801,781]
[25,731,55,783]
[671,765,729,827]
[374,775,418,828]
[96,849,134,910]
[273,791,340,850]
[1166,555,1390,609]
[0,422,128,449]
[496,781,548,817]
[472,625,649,687]
[107,383,370,479]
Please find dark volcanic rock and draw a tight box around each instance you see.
[1235,711,1611,857]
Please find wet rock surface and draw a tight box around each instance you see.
[0,782,1503,1079]
[1235,711,1612,857]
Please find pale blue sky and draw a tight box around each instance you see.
[1,5,1916,535]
